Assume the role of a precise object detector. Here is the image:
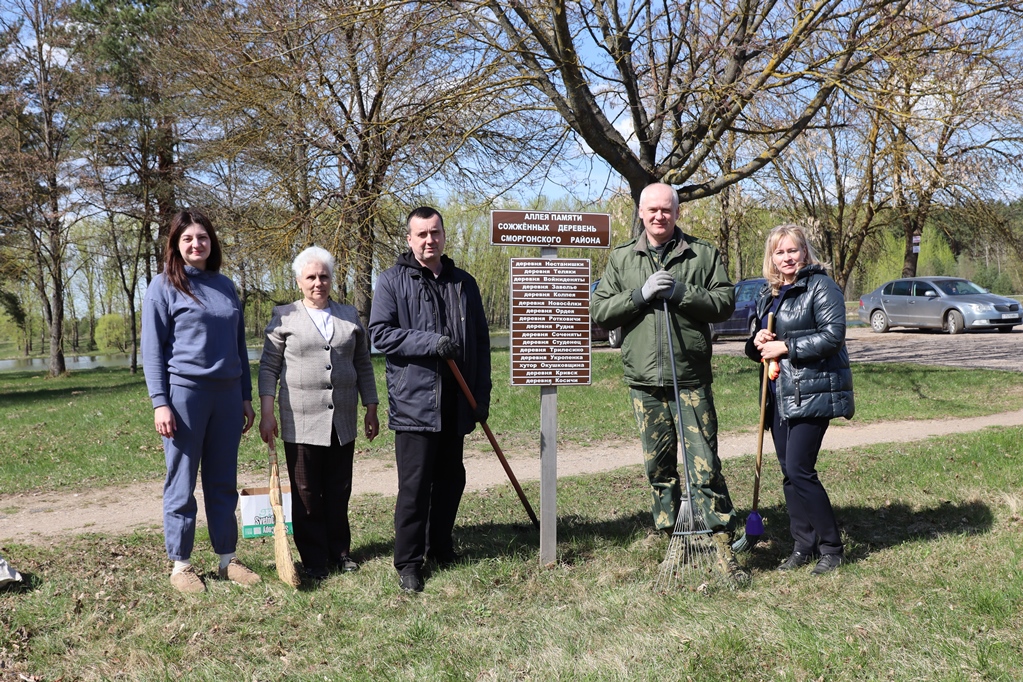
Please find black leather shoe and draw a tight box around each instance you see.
[398,571,424,593]
[303,566,329,581]
[778,551,819,571]
[811,554,843,575]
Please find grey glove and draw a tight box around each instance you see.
[641,270,675,302]
[435,335,461,359]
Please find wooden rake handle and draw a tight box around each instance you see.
[446,358,540,529]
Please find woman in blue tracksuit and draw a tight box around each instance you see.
[142,209,260,593]
[745,224,854,576]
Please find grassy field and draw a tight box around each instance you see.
[3,351,1023,495]
[2,423,1022,680]
[2,353,1023,679]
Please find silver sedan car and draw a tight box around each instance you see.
[858,277,1021,334]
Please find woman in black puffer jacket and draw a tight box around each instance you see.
[744,224,854,576]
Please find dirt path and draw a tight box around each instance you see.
[4,325,1021,545]
[5,408,1023,545]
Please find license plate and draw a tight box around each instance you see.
[1001,313,1019,319]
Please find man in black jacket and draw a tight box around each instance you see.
[369,206,492,593]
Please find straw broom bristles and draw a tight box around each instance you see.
[268,440,300,587]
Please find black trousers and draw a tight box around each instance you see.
[283,429,355,573]
[771,411,843,556]
[393,390,465,574]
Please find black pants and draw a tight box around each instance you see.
[771,411,843,556]
[283,430,355,573]
[393,391,465,575]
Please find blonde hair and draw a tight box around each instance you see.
[762,224,826,295]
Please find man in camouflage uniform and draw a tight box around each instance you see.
[591,183,748,585]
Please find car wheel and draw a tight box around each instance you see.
[998,325,1014,333]
[608,327,623,348]
[870,310,890,333]
[946,310,965,335]
[748,318,758,336]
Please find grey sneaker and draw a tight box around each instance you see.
[329,555,359,573]
[218,558,261,586]
[170,565,206,594]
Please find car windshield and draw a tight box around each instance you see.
[934,279,985,296]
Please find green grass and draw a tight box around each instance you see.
[2,426,1022,680]
[2,352,1023,495]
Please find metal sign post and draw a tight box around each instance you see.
[491,211,611,566]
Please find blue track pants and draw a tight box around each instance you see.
[162,382,243,561]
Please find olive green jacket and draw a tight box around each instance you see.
[591,228,735,389]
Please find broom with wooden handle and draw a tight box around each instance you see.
[268,439,300,587]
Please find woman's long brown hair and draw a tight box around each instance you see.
[163,210,223,301]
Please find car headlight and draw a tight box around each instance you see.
[964,303,992,314]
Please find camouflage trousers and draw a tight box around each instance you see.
[630,385,737,533]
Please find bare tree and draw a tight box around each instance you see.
[754,93,891,292]
[0,0,90,376]
[72,0,183,279]
[170,0,563,327]
[462,0,952,221]
[755,3,1023,289]
[885,8,1023,277]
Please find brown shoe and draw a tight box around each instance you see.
[170,565,206,593]
[712,533,751,587]
[218,558,261,586]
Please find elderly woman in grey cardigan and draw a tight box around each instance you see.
[258,246,379,581]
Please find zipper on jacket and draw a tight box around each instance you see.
[641,244,673,387]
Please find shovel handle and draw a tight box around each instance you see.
[752,312,775,511]
[446,358,540,529]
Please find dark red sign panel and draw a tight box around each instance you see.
[491,211,611,248]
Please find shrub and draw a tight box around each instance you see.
[95,313,131,352]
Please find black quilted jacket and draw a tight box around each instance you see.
[744,265,854,421]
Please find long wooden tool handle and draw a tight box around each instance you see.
[752,312,775,511]
[446,358,540,529]
[267,439,283,507]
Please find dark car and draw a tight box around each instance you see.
[711,278,767,340]
[590,280,622,348]
[858,277,1021,334]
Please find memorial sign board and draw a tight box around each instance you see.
[491,210,611,248]
[509,258,591,386]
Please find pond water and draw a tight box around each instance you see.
[0,335,513,373]
[0,348,265,373]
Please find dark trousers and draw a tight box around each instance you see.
[393,391,465,575]
[283,430,355,573]
[771,411,843,556]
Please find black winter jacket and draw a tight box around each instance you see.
[369,252,491,435]
[744,265,854,421]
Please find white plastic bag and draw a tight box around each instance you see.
[0,554,23,586]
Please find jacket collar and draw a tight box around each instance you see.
[793,263,828,286]
[632,227,689,259]
[396,250,455,279]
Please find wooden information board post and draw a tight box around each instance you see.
[491,211,611,565]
